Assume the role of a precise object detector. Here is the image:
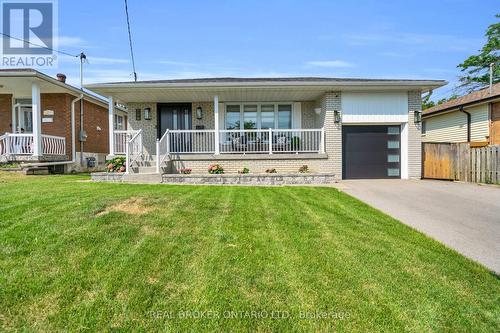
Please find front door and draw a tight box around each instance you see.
[158,103,192,152]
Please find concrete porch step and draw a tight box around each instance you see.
[130,166,158,174]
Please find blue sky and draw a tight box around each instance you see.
[46,0,496,100]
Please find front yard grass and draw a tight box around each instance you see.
[0,172,498,332]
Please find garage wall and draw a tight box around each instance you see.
[341,92,409,123]
[408,91,422,179]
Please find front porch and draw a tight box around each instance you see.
[0,82,67,162]
[0,133,66,162]
[109,97,330,175]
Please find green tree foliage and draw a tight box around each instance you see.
[458,14,500,92]
[422,94,458,110]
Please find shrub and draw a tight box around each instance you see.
[238,167,250,174]
[208,164,224,174]
[180,168,192,174]
[106,157,126,173]
[265,168,277,174]
[298,165,309,173]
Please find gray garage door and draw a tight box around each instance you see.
[342,125,401,179]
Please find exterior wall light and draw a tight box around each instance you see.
[414,110,422,123]
[196,106,203,119]
[144,107,152,120]
[314,107,322,115]
[334,110,342,123]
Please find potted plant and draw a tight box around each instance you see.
[265,168,277,174]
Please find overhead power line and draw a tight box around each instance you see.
[0,32,79,58]
[124,0,138,82]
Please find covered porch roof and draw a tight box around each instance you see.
[0,69,115,110]
[85,77,447,104]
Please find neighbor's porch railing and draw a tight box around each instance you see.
[0,133,66,156]
[42,134,66,156]
[0,133,34,155]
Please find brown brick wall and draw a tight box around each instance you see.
[75,99,109,154]
[0,94,12,133]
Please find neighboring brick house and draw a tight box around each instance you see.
[86,77,445,179]
[422,83,500,145]
[0,69,126,171]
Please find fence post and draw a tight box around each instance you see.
[268,128,273,154]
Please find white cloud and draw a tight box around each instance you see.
[58,36,88,48]
[306,60,355,68]
[345,32,481,52]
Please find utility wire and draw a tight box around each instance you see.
[0,32,79,58]
[124,0,137,82]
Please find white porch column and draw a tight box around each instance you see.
[31,82,42,156]
[214,95,220,155]
[11,104,17,133]
[108,96,114,156]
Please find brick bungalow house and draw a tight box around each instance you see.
[0,69,126,171]
[86,77,446,179]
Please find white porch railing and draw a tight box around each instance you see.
[125,129,143,173]
[114,130,139,155]
[42,134,66,156]
[155,128,324,163]
[0,133,67,157]
[0,134,8,155]
[0,133,34,155]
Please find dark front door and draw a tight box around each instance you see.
[342,125,401,179]
[158,103,192,138]
[158,103,192,153]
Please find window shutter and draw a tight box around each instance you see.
[293,102,302,129]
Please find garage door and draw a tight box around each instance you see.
[342,125,401,179]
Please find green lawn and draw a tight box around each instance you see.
[0,172,498,332]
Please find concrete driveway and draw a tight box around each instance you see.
[333,180,500,273]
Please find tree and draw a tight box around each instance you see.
[458,14,500,92]
[422,93,458,110]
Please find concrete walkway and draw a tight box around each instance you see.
[333,180,500,273]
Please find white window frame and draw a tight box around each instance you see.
[224,102,294,130]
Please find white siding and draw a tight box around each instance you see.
[470,105,489,142]
[341,92,409,123]
[422,104,489,143]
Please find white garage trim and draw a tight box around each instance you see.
[400,122,409,179]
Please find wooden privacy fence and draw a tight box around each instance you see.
[422,143,500,184]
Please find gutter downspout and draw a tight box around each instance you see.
[21,94,83,168]
[459,106,471,142]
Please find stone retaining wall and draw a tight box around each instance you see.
[91,172,337,186]
[162,173,337,185]
[91,172,125,182]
